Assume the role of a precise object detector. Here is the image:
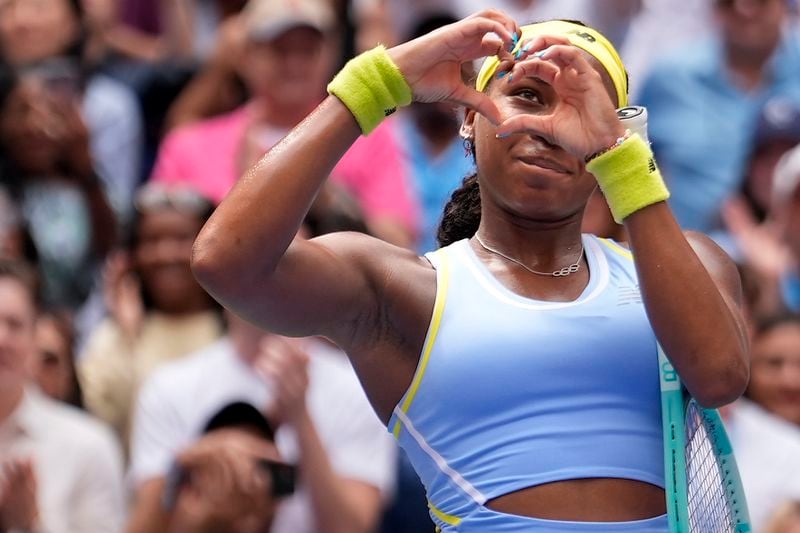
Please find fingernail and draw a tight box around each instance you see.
[514,48,522,60]
[522,43,531,53]
[512,32,519,43]
[496,70,508,79]
[507,74,513,83]
[534,49,547,58]
[496,132,511,139]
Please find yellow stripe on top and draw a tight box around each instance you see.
[428,500,462,526]
[392,249,451,439]
[600,238,634,261]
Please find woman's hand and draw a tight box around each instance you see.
[494,35,625,161]
[387,10,519,125]
[103,250,144,341]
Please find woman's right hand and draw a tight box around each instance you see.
[387,10,519,125]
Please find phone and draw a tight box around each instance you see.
[258,459,296,498]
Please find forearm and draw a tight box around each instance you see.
[192,96,360,293]
[292,411,377,533]
[624,203,749,406]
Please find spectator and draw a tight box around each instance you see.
[33,310,84,408]
[0,258,125,533]
[0,66,116,309]
[79,183,223,450]
[721,97,800,317]
[725,141,800,313]
[151,0,419,246]
[158,402,291,532]
[639,0,800,232]
[745,314,800,426]
[128,313,395,533]
[0,0,143,220]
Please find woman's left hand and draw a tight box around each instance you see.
[494,35,625,161]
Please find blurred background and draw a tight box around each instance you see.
[0,0,799,531]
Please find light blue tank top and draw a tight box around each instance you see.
[387,235,665,530]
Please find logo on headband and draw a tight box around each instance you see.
[569,30,596,43]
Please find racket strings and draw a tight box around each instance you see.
[685,404,735,533]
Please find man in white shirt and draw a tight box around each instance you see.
[0,259,126,533]
[127,312,396,533]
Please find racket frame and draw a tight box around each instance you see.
[657,345,752,533]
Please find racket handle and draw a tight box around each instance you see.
[617,106,649,144]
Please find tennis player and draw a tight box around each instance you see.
[192,11,750,531]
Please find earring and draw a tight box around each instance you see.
[462,137,474,158]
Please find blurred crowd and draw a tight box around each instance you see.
[0,0,799,531]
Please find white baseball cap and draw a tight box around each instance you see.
[243,0,336,42]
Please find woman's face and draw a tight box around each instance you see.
[134,208,211,314]
[748,322,800,425]
[0,78,62,174]
[33,315,74,403]
[465,52,611,223]
[0,0,81,66]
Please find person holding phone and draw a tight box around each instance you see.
[160,402,292,533]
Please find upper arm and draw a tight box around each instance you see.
[684,231,749,348]
[197,231,412,346]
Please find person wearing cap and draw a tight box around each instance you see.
[149,0,420,247]
[150,401,290,532]
[638,0,800,233]
[126,311,395,533]
[192,8,749,531]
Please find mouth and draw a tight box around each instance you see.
[515,155,571,175]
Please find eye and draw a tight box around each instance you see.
[513,88,542,104]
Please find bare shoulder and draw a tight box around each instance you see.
[683,230,743,305]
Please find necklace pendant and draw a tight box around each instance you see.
[553,263,580,277]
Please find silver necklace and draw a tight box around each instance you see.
[473,234,584,277]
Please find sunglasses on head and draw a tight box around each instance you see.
[134,185,213,215]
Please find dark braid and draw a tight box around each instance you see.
[437,173,481,247]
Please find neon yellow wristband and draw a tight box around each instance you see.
[327,45,413,135]
[586,133,670,223]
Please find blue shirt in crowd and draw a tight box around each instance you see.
[398,116,475,254]
[639,32,800,232]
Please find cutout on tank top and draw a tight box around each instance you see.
[484,478,666,522]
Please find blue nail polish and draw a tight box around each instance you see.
[507,74,513,83]
[496,133,511,139]
[514,49,522,60]
[496,70,508,79]
[512,32,519,43]
[522,43,531,53]
[534,49,547,58]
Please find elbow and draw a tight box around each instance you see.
[191,231,229,295]
[692,357,750,409]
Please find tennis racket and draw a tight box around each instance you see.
[658,345,751,532]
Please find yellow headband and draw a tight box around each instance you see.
[476,20,628,108]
